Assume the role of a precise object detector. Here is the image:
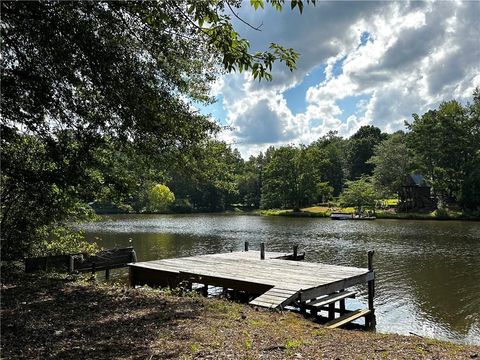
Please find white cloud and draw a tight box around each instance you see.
[213,1,480,157]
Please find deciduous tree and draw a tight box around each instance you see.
[339,176,378,214]
[368,131,411,198]
[1,0,309,259]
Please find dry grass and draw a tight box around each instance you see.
[1,272,479,359]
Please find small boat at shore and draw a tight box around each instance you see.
[330,212,354,220]
[330,212,376,220]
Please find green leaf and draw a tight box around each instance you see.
[250,0,265,10]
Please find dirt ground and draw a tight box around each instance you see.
[1,271,479,359]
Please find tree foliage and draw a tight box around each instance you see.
[316,182,334,203]
[368,131,412,198]
[339,176,378,213]
[1,0,310,259]
[168,140,242,211]
[146,184,175,213]
[236,154,264,208]
[260,146,320,210]
[310,131,346,195]
[406,99,478,205]
[346,126,387,180]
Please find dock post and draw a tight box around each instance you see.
[293,245,298,260]
[299,291,307,316]
[68,255,75,273]
[260,243,265,260]
[367,250,376,328]
[129,268,136,288]
[105,268,110,280]
[245,241,249,251]
[328,303,335,320]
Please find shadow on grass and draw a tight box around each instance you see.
[1,273,204,359]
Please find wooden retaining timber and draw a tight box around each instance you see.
[25,247,137,279]
[325,309,372,329]
[128,243,375,329]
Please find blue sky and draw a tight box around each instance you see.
[195,1,480,157]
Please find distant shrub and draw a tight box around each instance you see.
[170,198,193,213]
[433,208,450,219]
[146,184,175,213]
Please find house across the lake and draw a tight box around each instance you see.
[399,174,436,211]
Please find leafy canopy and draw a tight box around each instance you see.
[368,131,411,198]
[147,184,175,213]
[339,176,378,213]
[406,98,478,204]
[1,0,312,259]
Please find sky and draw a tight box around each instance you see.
[196,1,480,158]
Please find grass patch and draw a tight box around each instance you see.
[262,204,480,221]
[285,339,303,356]
[261,206,356,218]
[190,343,201,354]
[376,209,474,220]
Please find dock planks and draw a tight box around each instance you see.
[129,250,374,312]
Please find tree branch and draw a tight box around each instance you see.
[226,2,263,31]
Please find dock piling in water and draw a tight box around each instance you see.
[260,243,265,260]
[367,250,376,328]
[245,241,249,251]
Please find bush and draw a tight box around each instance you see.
[170,198,193,213]
[34,225,99,257]
[146,184,175,213]
[433,208,450,219]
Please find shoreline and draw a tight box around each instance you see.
[2,271,479,359]
[258,207,480,221]
[93,207,480,221]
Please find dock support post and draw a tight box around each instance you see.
[367,250,376,328]
[202,284,208,297]
[245,241,249,251]
[299,291,307,316]
[293,245,298,260]
[328,303,335,320]
[260,243,265,260]
[129,268,136,288]
[68,255,75,273]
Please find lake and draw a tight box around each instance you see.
[81,214,480,345]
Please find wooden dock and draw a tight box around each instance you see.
[128,245,376,328]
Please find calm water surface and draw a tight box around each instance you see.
[81,214,480,344]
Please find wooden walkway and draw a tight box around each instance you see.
[128,248,376,328]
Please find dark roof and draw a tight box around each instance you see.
[406,174,429,187]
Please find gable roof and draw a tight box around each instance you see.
[406,174,429,187]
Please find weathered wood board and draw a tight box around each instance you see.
[128,251,374,310]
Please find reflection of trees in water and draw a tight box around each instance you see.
[86,231,232,262]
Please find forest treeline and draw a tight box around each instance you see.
[162,94,479,214]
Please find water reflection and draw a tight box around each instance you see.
[81,214,480,344]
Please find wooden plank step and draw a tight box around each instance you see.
[325,309,371,329]
[306,290,356,309]
[249,287,298,309]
